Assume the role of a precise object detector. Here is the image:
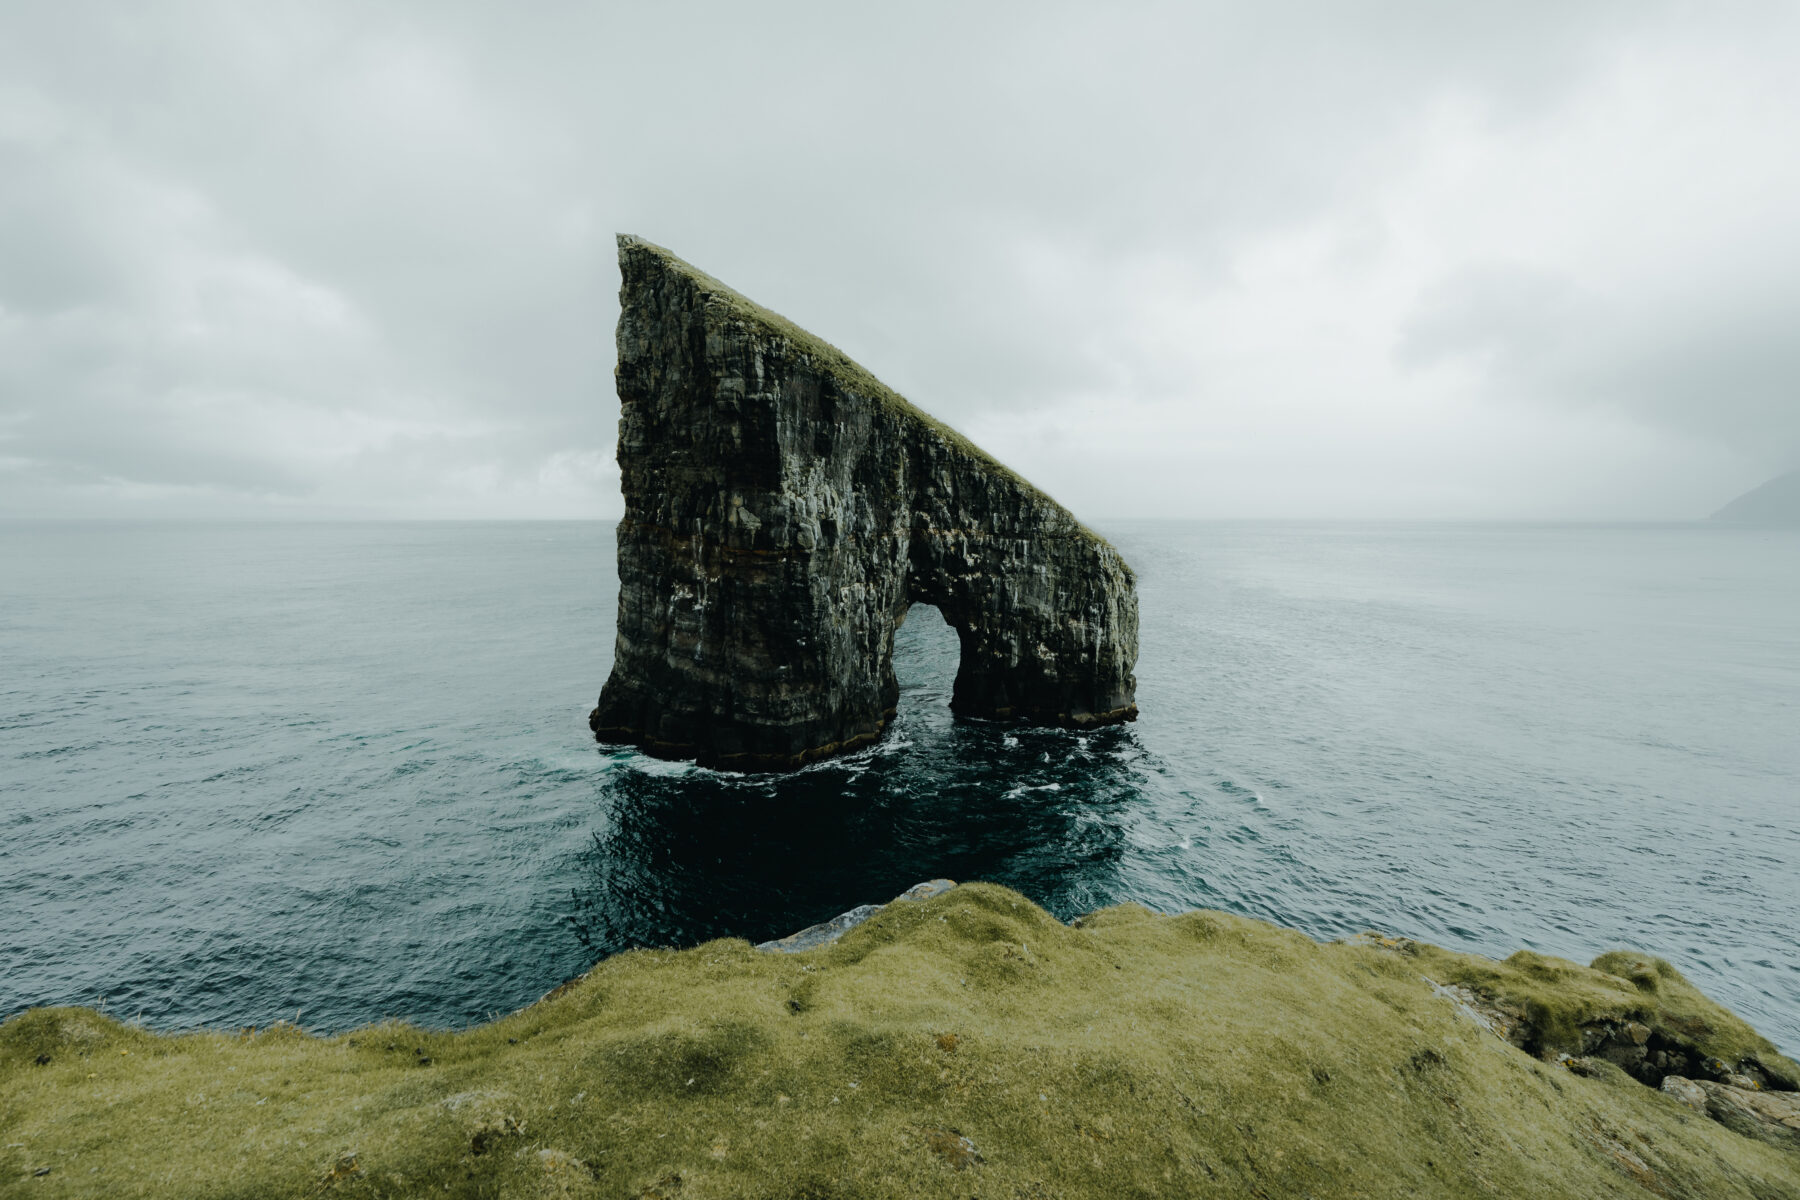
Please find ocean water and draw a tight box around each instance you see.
[3,520,1797,1053]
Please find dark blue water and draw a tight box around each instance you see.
[3,521,1797,1052]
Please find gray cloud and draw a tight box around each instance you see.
[1,0,1794,518]
[1401,256,1800,469]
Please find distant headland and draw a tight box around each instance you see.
[1711,470,1800,525]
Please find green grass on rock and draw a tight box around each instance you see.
[4,884,1797,1198]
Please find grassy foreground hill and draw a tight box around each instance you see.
[4,882,1797,1199]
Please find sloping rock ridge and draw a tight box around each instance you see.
[591,235,1139,770]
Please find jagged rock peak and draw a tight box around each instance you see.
[592,236,1138,771]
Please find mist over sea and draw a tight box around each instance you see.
[3,520,1797,1052]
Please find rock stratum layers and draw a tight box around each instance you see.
[591,236,1138,770]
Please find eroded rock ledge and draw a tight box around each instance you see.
[590,236,1138,771]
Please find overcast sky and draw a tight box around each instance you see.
[3,2,1797,520]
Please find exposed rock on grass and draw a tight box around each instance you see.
[1388,938,1799,1089]
[3,883,1797,1198]
[1681,1079,1800,1150]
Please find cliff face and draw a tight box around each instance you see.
[591,236,1138,771]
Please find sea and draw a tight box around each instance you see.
[3,520,1797,1053]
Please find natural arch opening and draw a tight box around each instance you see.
[891,603,961,719]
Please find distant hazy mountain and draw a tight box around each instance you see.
[1711,470,1800,524]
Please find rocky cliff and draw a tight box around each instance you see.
[590,236,1138,770]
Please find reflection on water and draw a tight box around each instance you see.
[565,606,1150,953]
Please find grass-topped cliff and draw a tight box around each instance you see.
[613,235,1113,552]
[4,883,1797,1198]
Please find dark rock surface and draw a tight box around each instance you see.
[591,236,1139,770]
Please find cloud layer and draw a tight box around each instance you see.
[2,1,1796,518]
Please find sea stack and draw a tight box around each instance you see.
[591,236,1138,771]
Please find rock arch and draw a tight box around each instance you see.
[590,236,1138,771]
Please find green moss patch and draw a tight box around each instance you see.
[5,883,1797,1197]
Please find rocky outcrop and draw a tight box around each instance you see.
[1365,935,1800,1159]
[590,236,1138,770]
[1662,1075,1800,1150]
